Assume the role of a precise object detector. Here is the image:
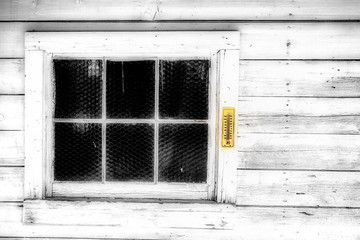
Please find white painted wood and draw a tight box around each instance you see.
[2,223,360,240]
[238,116,360,135]
[24,51,45,199]
[207,53,218,199]
[3,22,360,59]
[238,97,360,116]
[24,200,235,228]
[25,32,238,55]
[237,134,360,170]
[0,96,24,130]
[44,53,54,197]
[2,206,360,239]
[216,50,239,203]
[0,59,24,94]
[1,223,359,240]
[0,203,23,223]
[0,167,23,201]
[53,182,208,200]
[235,206,360,227]
[1,0,360,21]
[0,131,24,166]
[237,170,360,207]
[239,61,360,97]
[0,22,359,59]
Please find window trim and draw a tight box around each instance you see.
[24,31,239,204]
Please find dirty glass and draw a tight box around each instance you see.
[106,123,154,181]
[159,60,209,120]
[53,60,103,119]
[158,124,208,183]
[106,60,155,119]
[54,123,102,181]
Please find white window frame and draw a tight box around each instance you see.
[24,32,239,204]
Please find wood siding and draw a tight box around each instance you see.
[0,0,360,21]
[1,1,360,239]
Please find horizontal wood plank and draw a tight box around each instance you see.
[0,131,24,166]
[1,0,360,21]
[24,200,235,228]
[236,206,360,227]
[238,116,360,134]
[1,22,360,59]
[0,202,22,223]
[240,61,360,97]
[237,170,360,207]
[0,59,24,94]
[0,96,24,130]
[0,167,24,201]
[238,97,360,116]
[237,134,360,170]
[2,207,360,239]
[25,32,238,55]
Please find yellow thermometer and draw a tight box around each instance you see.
[222,107,235,148]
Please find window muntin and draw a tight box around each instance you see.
[52,58,210,189]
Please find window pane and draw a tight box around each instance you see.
[107,61,155,119]
[106,123,154,181]
[159,124,208,183]
[54,123,102,181]
[159,60,209,120]
[54,60,102,119]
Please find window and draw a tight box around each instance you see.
[50,58,212,199]
[24,32,239,203]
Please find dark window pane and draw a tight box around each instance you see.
[159,124,208,183]
[159,60,209,120]
[107,61,155,119]
[54,60,102,119]
[106,123,154,181]
[54,123,102,181]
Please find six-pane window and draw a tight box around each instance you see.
[53,59,210,184]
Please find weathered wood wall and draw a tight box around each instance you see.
[1,0,360,239]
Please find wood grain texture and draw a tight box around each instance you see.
[237,134,360,170]
[24,51,45,199]
[236,206,360,227]
[216,50,239,203]
[239,61,360,97]
[2,22,360,59]
[0,59,24,95]
[2,207,360,239]
[238,97,360,116]
[0,96,24,130]
[238,116,360,135]
[237,170,360,207]
[1,0,360,21]
[24,200,235,228]
[0,131,24,166]
[25,32,239,55]
[0,167,24,201]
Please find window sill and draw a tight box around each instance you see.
[23,199,236,229]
